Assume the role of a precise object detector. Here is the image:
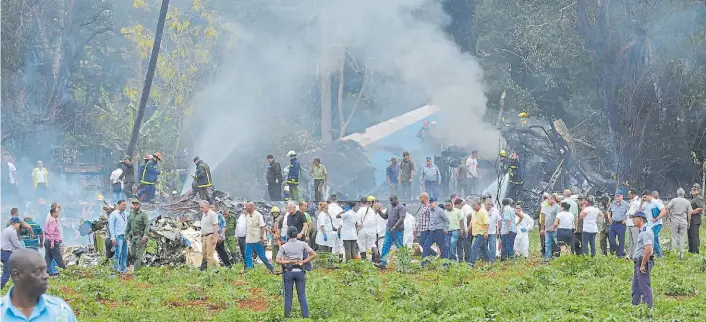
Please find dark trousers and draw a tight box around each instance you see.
[198,187,212,203]
[457,234,473,263]
[422,229,447,264]
[314,179,324,202]
[283,270,309,318]
[418,230,437,257]
[556,229,574,253]
[500,232,516,260]
[581,232,597,257]
[573,232,583,255]
[400,182,412,199]
[44,240,67,272]
[267,183,282,201]
[1,250,12,289]
[123,182,135,197]
[343,240,357,261]
[507,183,522,201]
[632,259,654,308]
[138,184,156,201]
[540,232,546,256]
[215,241,232,268]
[688,223,701,254]
[238,237,247,268]
[609,223,627,257]
[599,231,609,255]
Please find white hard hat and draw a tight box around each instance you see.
[287,150,297,157]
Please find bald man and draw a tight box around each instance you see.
[1,249,77,321]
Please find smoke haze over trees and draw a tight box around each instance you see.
[1,0,704,198]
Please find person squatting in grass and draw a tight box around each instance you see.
[275,227,317,319]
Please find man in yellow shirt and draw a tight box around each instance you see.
[469,200,489,266]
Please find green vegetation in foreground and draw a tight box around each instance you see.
[41,251,706,322]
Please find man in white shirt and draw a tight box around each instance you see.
[456,196,474,263]
[2,153,18,202]
[626,189,642,259]
[357,197,379,261]
[110,164,124,203]
[641,190,665,257]
[464,150,479,195]
[327,195,345,258]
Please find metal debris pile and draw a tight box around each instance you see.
[62,245,101,267]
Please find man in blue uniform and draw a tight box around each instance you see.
[1,249,78,321]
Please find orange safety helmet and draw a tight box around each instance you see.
[153,152,163,161]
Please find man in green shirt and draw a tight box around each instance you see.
[126,199,150,271]
[311,158,327,202]
[445,199,465,261]
[222,208,239,264]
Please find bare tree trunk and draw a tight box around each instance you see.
[495,90,506,128]
[339,68,369,139]
[320,66,332,144]
[337,47,346,134]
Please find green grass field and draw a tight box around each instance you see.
[43,236,706,322]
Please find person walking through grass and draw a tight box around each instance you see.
[469,200,489,266]
[630,211,654,308]
[275,227,317,319]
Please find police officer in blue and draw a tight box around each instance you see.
[631,210,654,308]
[1,248,77,321]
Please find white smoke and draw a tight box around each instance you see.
[187,0,500,189]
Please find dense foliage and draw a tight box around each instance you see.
[2,0,705,191]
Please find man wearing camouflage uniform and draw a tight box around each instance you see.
[126,199,150,271]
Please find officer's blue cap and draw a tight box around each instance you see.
[632,211,647,220]
[9,217,21,224]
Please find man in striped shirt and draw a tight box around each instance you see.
[44,207,67,276]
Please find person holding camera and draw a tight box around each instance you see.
[275,227,317,318]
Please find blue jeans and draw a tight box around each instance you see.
[544,231,558,259]
[283,270,309,318]
[380,230,405,265]
[418,230,437,257]
[1,250,11,289]
[139,184,156,201]
[487,234,498,263]
[470,235,489,266]
[48,259,58,275]
[424,181,439,199]
[652,224,663,257]
[445,230,460,261]
[422,229,447,265]
[113,235,128,273]
[112,187,123,204]
[609,222,627,257]
[500,232,516,260]
[245,243,274,271]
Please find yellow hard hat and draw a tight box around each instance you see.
[96,193,104,201]
[499,150,508,158]
[518,112,529,118]
[271,206,280,213]
[366,195,376,202]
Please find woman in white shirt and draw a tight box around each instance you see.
[552,202,575,254]
[579,197,600,257]
[337,202,360,261]
[315,202,335,252]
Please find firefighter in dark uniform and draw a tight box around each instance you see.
[286,151,301,201]
[192,156,213,203]
[499,150,523,201]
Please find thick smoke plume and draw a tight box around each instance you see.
[185,0,500,191]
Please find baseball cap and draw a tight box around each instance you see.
[632,211,648,220]
[426,156,432,161]
[429,197,438,202]
[9,217,21,224]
